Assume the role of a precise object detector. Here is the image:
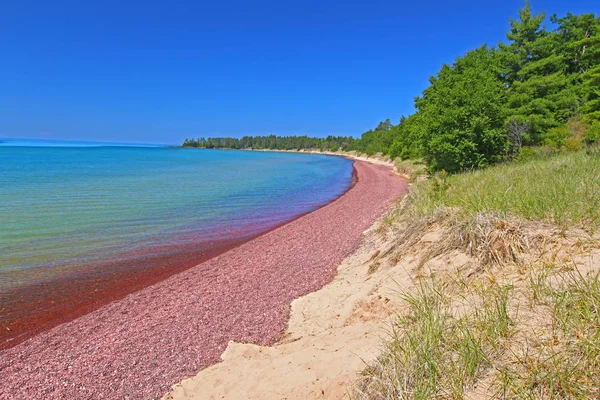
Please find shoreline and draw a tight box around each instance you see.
[0,156,357,351]
[0,159,407,399]
[181,146,397,169]
[165,191,406,400]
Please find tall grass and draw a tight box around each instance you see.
[408,150,600,228]
[354,279,514,399]
[499,271,600,399]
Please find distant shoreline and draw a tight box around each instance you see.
[181,145,397,169]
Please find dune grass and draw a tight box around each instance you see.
[354,279,515,399]
[355,269,600,399]
[499,270,600,399]
[356,149,600,399]
[408,150,600,229]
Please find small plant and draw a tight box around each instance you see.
[431,170,449,194]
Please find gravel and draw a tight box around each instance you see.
[0,160,407,399]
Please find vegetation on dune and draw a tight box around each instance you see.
[184,3,600,175]
[499,269,600,398]
[355,149,600,399]
[355,279,515,399]
[409,150,600,229]
[355,266,600,399]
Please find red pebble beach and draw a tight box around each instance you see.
[0,160,407,399]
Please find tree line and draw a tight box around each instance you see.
[184,3,600,173]
[182,135,357,152]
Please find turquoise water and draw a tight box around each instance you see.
[0,141,354,285]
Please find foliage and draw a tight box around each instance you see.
[414,47,508,172]
[182,135,355,151]
[585,121,600,144]
[580,65,600,121]
[501,4,582,144]
[354,4,597,168]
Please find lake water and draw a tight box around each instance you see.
[0,139,354,347]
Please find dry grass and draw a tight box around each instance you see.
[498,269,600,399]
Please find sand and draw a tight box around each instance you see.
[0,160,407,399]
[164,220,410,400]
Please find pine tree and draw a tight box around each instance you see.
[580,65,600,121]
[498,2,547,87]
[552,13,600,74]
[499,3,580,145]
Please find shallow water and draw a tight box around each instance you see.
[0,140,353,345]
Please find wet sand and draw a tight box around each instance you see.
[0,160,407,399]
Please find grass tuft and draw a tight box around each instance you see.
[498,270,600,399]
[354,278,514,399]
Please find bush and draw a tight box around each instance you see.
[516,146,536,162]
[543,126,570,150]
[585,121,600,145]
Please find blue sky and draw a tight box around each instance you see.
[0,0,597,144]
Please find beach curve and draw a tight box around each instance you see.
[0,159,407,399]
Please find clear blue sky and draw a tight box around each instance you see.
[1,0,597,144]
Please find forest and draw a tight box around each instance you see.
[183,3,600,173]
[182,135,356,152]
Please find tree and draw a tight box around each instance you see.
[506,119,528,159]
[499,3,580,144]
[415,46,508,172]
[388,115,423,160]
[579,65,600,121]
[551,13,600,74]
[498,1,547,87]
[375,119,392,132]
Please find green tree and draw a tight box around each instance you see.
[552,13,600,74]
[415,46,508,172]
[580,65,600,121]
[500,3,580,144]
[498,2,547,87]
[388,115,423,160]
